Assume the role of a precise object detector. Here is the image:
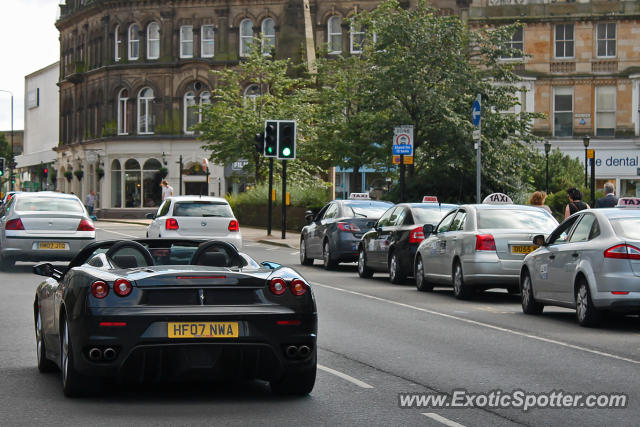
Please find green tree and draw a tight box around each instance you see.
[0,134,11,187]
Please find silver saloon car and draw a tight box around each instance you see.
[0,192,96,270]
[520,202,640,326]
[414,201,558,298]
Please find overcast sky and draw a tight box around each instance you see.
[0,0,60,130]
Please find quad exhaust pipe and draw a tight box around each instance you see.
[88,347,117,362]
[298,345,311,358]
[103,347,117,361]
[88,348,102,361]
[284,345,312,359]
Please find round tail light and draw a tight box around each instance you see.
[91,281,109,299]
[113,278,132,297]
[269,278,287,295]
[290,279,308,296]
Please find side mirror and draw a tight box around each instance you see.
[305,210,314,225]
[146,213,156,219]
[533,235,546,246]
[422,224,434,236]
[33,262,56,278]
[261,261,282,270]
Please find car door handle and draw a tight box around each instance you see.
[572,253,579,258]
[549,255,555,260]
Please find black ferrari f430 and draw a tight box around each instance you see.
[32,239,317,397]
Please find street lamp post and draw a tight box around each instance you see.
[582,135,590,189]
[0,89,14,191]
[544,141,551,194]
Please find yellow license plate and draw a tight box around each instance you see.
[511,245,538,255]
[38,242,66,250]
[168,322,239,338]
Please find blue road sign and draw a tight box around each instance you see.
[393,144,412,155]
[471,99,481,127]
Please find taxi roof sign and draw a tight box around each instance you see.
[349,193,370,200]
[482,193,513,204]
[616,197,640,208]
[422,196,438,203]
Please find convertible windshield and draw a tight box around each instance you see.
[344,201,392,218]
[15,197,84,213]
[477,209,557,230]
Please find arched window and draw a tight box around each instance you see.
[239,19,253,57]
[201,25,215,58]
[124,159,141,208]
[114,25,121,61]
[147,22,160,60]
[184,91,197,134]
[243,84,261,110]
[111,159,122,208]
[128,24,140,60]
[137,87,154,134]
[117,88,129,135]
[143,159,163,207]
[328,16,342,54]
[350,22,364,54]
[261,18,275,55]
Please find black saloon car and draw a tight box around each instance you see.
[299,198,393,269]
[33,239,317,396]
[357,202,458,283]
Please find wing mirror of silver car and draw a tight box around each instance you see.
[533,235,546,246]
[422,224,435,236]
[33,262,57,278]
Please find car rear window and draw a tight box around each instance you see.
[344,201,392,218]
[15,197,84,213]
[172,201,233,217]
[477,209,557,230]
[610,218,640,240]
[413,207,452,224]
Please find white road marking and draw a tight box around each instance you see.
[318,364,374,389]
[422,413,466,427]
[312,282,640,365]
[95,228,139,238]
[290,251,299,255]
[265,247,280,251]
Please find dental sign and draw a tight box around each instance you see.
[568,149,640,175]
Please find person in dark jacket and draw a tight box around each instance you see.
[595,182,618,208]
[564,187,590,218]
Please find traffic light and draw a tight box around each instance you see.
[277,121,296,160]
[264,121,278,157]
[254,132,264,154]
[0,157,4,177]
[43,167,48,180]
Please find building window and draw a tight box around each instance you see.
[128,24,140,60]
[596,23,616,58]
[261,18,275,55]
[596,86,616,137]
[147,22,160,60]
[502,27,523,59]
[111,159,122,208]
[239,19,253,57]
[124,159,142,208]
[180,25,193,58]
[114,25,121,61]
[555,24,574,58]
[137,87,154,134]
[184,90,210,134]
[244,84,261,110]
[328,16,342,54]
[117,88,129,135]
[201,25,215,58]
[350,23,364,54]
[143,159,163,207]
[553,87,573,137]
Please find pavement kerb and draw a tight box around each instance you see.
[257,239,298,249]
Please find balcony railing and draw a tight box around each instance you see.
[592,60,618,73]
[550,61,576,73]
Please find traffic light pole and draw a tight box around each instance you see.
[267,157,273,236]
[590,157,596,207]
[178,155,183,195]
[399,155,405,202]
[282,160,287,239]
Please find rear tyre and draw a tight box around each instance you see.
[521,271,544,315]
[270,349,317,395]
[61,316,96,397]
[415,256,433,292]
[452,261,472,300]
[576,279,601,327]
[322,240,337,270]
[299,238,314,266]
[357,248,373,278]
[388,252,406,284]
[35,307,57,373]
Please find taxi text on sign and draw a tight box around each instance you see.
[393,126,413,156]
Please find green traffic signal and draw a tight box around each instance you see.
[282,147,291,157]
[277,121,296,160]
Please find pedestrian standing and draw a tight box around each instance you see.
[595,182,619,208]
[161,179,174,201]
[564,187,590,218]
[529,191,552,214]
[85,190,97,217]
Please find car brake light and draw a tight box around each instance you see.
[165,218,179,230]
[277,320,302,326]
[409,226,425,243]
[77,219,95,231]
[113,278,132,297]
[91,281,109,299]
[6,218,24,230]
[290,279,308,296]
[337,222,361,232]
[99,322,127,327]
[269,278,287,295]
[604,244,640,260]
[475,234,496,251]
[611,291,629,295]
[228,219,239,232]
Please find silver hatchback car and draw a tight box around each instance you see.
[414,195,558,298]
[0,192,96,269]
[520,200,640,326]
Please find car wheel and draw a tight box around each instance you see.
[322,240,337,270]
[576,279,601,327]
[61,316,94,397]
[415,255,433,292]
[270,348,316,395]
[35,307,57,373]
[299,238,314,266]
[357,248,373,278]
[452,261,472,300]
[521,271,544,315]
[389,252,406,284]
